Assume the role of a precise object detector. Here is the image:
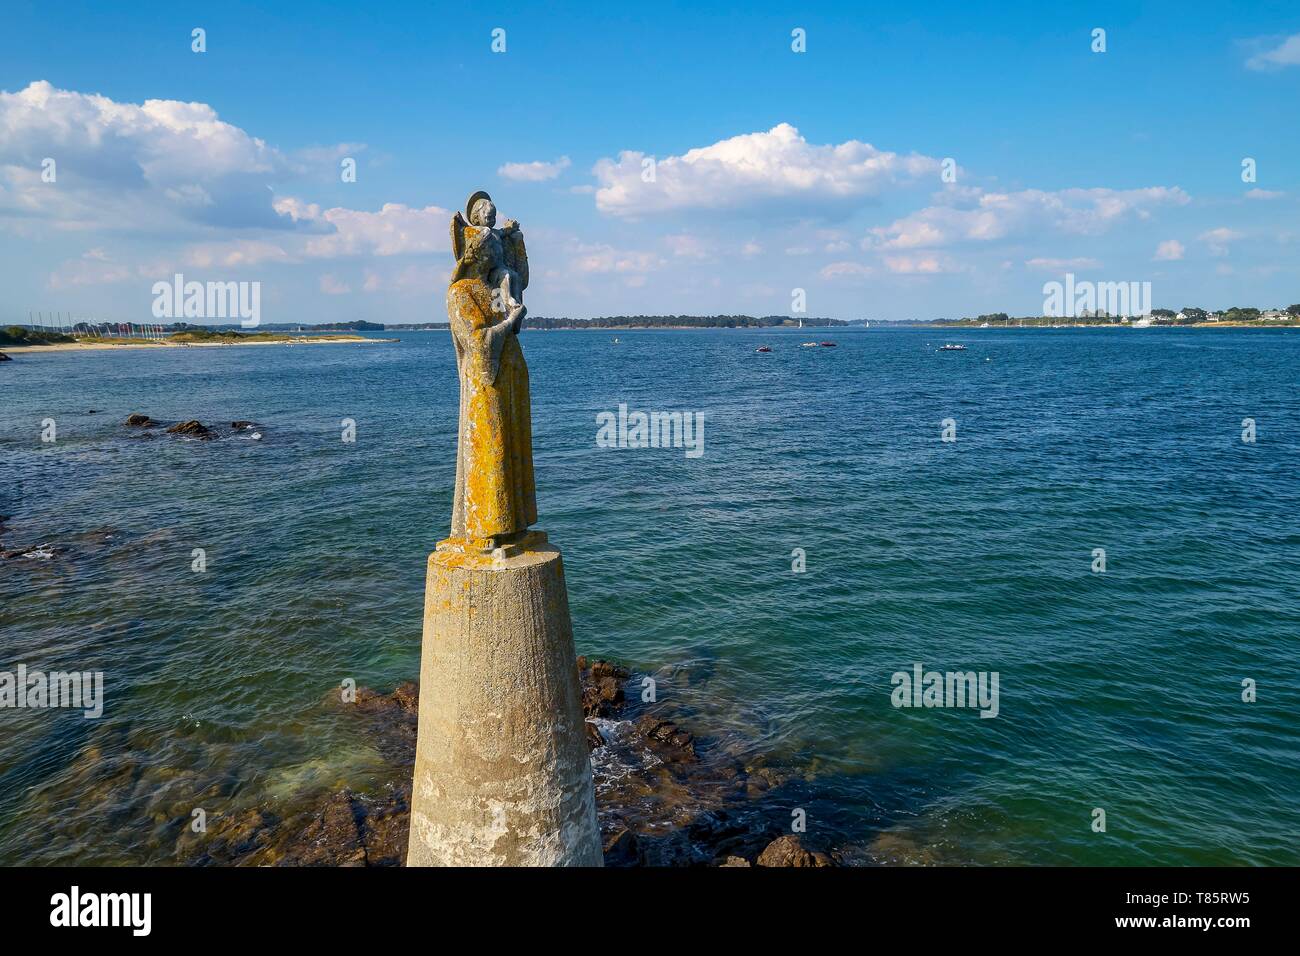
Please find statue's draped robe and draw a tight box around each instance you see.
[447,274,537,541]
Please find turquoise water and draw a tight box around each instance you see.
[1,327,1297,865]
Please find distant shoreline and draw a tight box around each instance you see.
[929,321,1299,330]
[2,335,395,354]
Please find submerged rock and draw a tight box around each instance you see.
[187,787,409,867]
[635,715,696,760]
[161,659,838,867]
[1,543,62,560]
[0,351,12,361]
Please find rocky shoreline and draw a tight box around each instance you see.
[187,659,839,867]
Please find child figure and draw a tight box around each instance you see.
[461,192,529,333]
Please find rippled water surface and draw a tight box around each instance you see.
[1,327,1298,864]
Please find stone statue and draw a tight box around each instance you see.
[444,190,538,550]
[411,191,601,866]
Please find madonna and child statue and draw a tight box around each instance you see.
[441,190,541,553]
[408,191,602,867]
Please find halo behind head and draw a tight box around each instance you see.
[466,190,493,222]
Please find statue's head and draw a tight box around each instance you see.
[469,197,497,228]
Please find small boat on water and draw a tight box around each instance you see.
[801,341,819,348]
[755,345,772,353]
[820,341,837,347]
[938,343,967,352]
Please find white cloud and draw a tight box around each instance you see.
[868,186,1189,250]
[319,274,351,295]
[47,256,137,289]
[566,240,664,275]
[1246,33,1300,71]
[820,261,874,280]
[882,254,961,275]
[1152,240,1184,261]
[664,233,711,258]
[0,80,296,231]
[498,156,571,182]
[1025,256,1102,271]
[593,123,941,217]
[1244,188,1284,200]
[273,198,451,257]
[183,239,295,268]
[1199,227,1242,256]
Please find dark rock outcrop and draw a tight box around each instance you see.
[755,834,836,868]
[635,715,696,760]
[125,414,156,427]
[579,658,630,718]
[165,420,216,439]
[601,828,642,867]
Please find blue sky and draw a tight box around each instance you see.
[2,0,1298,323]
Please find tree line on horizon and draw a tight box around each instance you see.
[0,325,76,345]
[956,304,1300,326]
[516,314,850,329]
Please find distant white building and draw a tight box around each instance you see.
[1262,309,1287,319]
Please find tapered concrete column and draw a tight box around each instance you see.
[407,540,602,866]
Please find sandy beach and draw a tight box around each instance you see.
[1,335,395,354]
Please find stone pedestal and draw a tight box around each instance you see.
[406,540,602,866]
